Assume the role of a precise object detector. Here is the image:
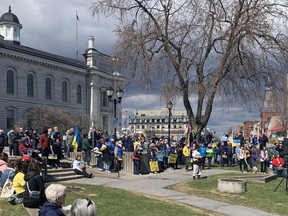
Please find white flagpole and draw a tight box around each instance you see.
[76,10,79,60]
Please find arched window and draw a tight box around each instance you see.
[27,74,34,97]
[77,84,82,104]
[62,81,68,102]
[7,70,14,94]
[45,77,52,100]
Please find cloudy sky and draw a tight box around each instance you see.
[0,0,260,134]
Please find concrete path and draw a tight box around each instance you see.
[66,168,277,216]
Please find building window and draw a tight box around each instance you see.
[7,70,14,94]
[7,109,15,129]
[27,74,34,97]
[45,78,52,100]
[101,91,109,107]
[77,84,82,104]
[62,81,68,102]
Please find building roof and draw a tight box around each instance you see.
[0,39,87,69]
[0,6,20,24]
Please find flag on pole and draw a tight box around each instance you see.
[72,125,80,149]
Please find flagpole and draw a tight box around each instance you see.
[76,10,79,60]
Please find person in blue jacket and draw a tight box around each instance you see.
[199,143,207,169]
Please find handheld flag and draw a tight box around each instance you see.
[72,125,80,149]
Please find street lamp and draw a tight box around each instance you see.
[167,101,173,146]
[107,86,124,139]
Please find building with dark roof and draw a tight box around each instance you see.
[0,6,125,134]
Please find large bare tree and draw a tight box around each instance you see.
[91,0,288,140]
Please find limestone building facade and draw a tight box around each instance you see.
[0,7,125,133]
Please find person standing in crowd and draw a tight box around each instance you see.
[259,134,268,150]
[31,129,40,150]
[206,143,214,169]
[183,143,191,171]
[156,142,165,171]
[133,144,142,176]
[244,145,252,171]
[212,141,219,165]
[260,146,268,174]
[238,145,246,173]
[192,146,202,180]
[220,133,228,146]
[0,129,5,154]
[82,134,92,168]
[94,139,103,171]
[23,160,47,208]
[40,130,49,158]
[219,142,227,167]
[48,128,57,169]
[52,127,62,168]
[250,146,258,171]
[199,143,206,170]
[101,141,111,173]
[226,142,233,166]
[70,198,97,216]
[39,184,68,216]
[114,140,124,176]
[66,128,74,159]
[7,129,19,156]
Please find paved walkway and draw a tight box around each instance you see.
[66,168,277,216]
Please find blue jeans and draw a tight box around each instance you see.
[134,160,141,175]
[274,167,287,177]
[227,155,233,166]
[97,156,103,169]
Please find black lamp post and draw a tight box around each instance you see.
[107,87,124,138]
[167,101,173,146]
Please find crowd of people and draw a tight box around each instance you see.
[0,125,287,214]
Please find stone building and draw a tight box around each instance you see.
[0,6,125,133]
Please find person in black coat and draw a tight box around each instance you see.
[23,160,46,208]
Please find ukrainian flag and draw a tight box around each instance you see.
[72,125,80,149]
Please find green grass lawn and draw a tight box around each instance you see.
[169,172,288,216]
[0,183,216,216]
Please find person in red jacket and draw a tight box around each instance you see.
[19,137,41,161]
[39,130,49,157]
[272,153,287,177]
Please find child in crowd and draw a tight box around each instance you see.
[73,155,93,178]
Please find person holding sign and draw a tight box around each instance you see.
[168,143,178,170]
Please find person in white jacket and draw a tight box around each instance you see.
[72,155,93,178]
[259,147,268,174]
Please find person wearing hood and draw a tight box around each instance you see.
[23,160,46,208]
[39,184,68,216]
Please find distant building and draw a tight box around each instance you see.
[0,6,125,133]
[129,109,188,139]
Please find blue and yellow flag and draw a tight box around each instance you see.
[72,125,80,149]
